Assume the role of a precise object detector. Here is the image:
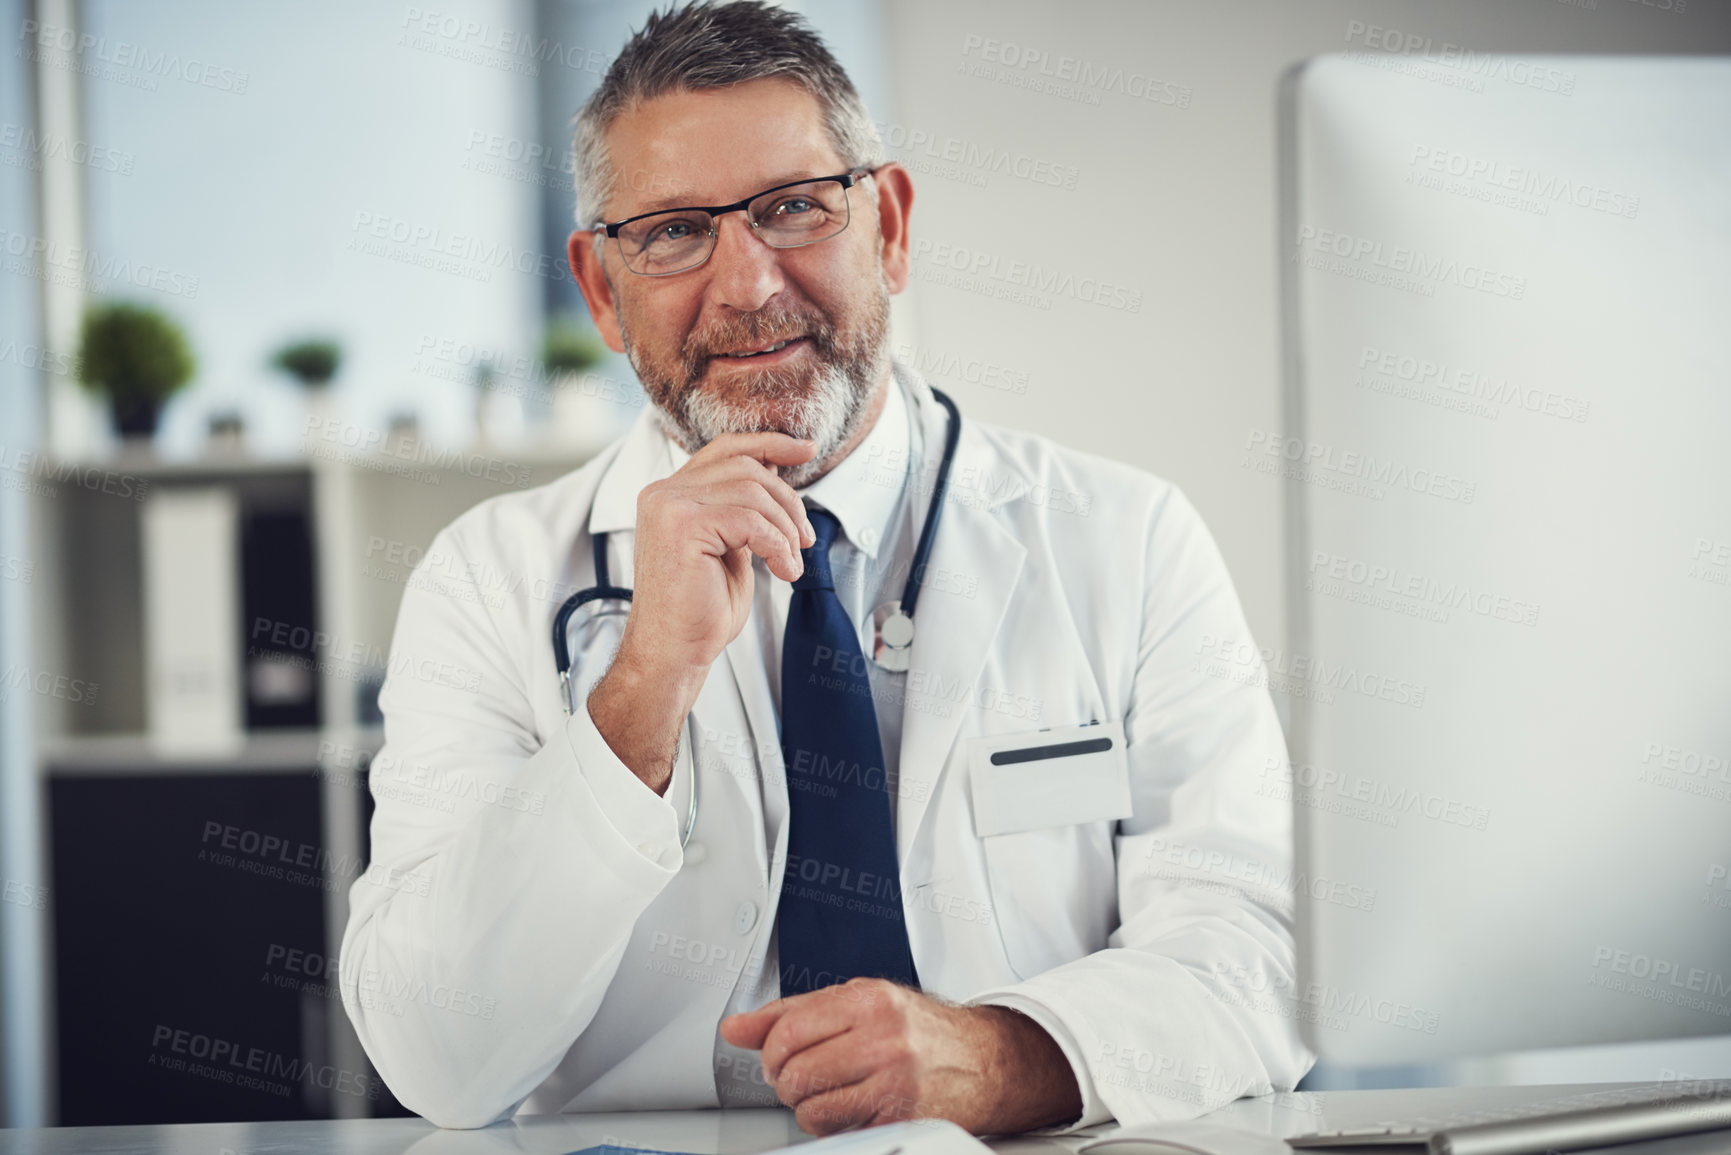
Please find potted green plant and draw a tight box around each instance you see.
[270,337,343,438]
[544,324,605,379]
[269,338,341,388]
[76,302,196,440]
[543,320,622,449]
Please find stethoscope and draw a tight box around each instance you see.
[551,386,963,848]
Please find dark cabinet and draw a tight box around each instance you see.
[49,771,412,1124]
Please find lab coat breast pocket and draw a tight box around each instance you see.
[968,722,1129,981]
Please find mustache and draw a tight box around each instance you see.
[679,305,838,377]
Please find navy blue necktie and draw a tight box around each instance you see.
[777,507,918,995]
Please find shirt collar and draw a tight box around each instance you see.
[587,405,676,537]
[661,375,910,559]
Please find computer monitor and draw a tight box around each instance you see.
[1277,53,1731,1068]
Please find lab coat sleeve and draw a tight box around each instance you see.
[338,524,683,1129]
[965,484,1315,1129]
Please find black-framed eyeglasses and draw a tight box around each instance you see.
[598,170,868,277]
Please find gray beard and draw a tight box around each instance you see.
[625,280,891,489]
[667,355,881,489]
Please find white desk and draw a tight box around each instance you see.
[1,1086,1728,1155]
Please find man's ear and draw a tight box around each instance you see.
[870,163,915,294]
[569,229,627,353]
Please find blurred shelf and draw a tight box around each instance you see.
[35,444,603,481]
[45,455,312,480]
[39,727,383,776]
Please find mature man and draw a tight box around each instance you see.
[340,0,1310,1135]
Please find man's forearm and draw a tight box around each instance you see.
[587,650,707,795]
[971,1006,1084,1133]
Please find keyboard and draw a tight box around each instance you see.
[1285,1080,1731,1154]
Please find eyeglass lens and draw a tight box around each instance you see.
[614,178,852,275]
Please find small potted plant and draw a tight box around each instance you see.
[270,337,342,434]
[544,320,624,449]
[269,338,341,389]
[544,324,605,380]
[76,302,196,442]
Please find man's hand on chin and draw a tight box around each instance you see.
[719,979,1083,1136]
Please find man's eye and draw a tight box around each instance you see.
[638,214,707,249]
[769,196,815,217]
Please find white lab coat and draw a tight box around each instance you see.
[339,366,1313,1130]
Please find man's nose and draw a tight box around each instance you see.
[703,212,785,312]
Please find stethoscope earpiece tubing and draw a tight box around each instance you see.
[552,532,634,679]
[899,387,960,621]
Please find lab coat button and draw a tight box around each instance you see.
[683,841,707,865]
[733,901,758,934]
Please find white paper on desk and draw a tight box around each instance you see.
[779,1120,991,1155]
[1079,1121,1294,1155]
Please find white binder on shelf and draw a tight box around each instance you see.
[141,486,243,756]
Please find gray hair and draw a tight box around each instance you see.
[571,1,884,227]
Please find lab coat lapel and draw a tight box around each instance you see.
[894,386,1030,867]
[722,621,784,881]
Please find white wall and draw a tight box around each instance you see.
[879,0,1730,653]
[74,0,545,458]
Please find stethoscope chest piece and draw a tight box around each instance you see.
[872,601,915,672]
[864,385,961,675]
